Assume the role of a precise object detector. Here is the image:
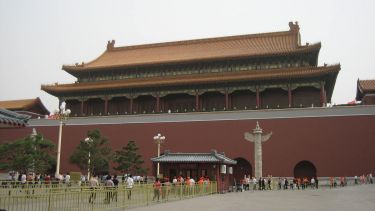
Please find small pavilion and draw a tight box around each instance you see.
[151,150,237,193]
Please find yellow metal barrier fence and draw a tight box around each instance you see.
[0,182,217,211]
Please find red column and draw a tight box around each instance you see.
[156,96,160,113]
[256,87,260,108]
[225,91,229,110]
[320,82,327,107]
[288,86,292,107]
[129,97,133,114]
[104,97,108,115]
[195,93,200,111]
[80,100,84,116]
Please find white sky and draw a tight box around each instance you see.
[1,0,374,112]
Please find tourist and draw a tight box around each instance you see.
[252,177,257,191]
[64,173,70,185]
[311,177,315,189]
[340,176,345,187]
[204,176,210,193]
[369,173,373,184]
[153,178,162,201]
[198,177,204,193]
[112,174,119,202]
[267,176,272,190]
[88,175,98,203]
[104,175,114,204]
[126,174,134,200]
[162,177,171,200]
[284,178,288,190]
[297,178,301,190]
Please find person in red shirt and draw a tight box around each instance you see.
[153,178,162,201]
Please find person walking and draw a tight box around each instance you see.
[153,178,162,202]
[112,175,119,202]
[88,175,99,203]
[126,174,134,200]
[104,175,114,204]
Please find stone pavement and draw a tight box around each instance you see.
[129,184,375,211]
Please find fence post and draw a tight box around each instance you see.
[48,187,52,211]
[146,185,149,206]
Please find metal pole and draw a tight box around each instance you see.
[157,142,160,177]
[55,119,63,178]
[87,151,91,180]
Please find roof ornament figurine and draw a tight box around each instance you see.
[289,21,300,32]
[107,40,115,51]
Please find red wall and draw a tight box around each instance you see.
[1,115,374,177]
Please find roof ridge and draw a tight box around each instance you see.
[112,30,293,52]
[62,23,302,70]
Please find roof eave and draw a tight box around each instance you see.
[41,64,342,96]
[61,44,322,73]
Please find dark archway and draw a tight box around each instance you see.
[233,158,252,183]
[294,160,317,179]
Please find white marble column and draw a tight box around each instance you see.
[244,121,272,179]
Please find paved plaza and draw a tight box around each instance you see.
[129,184,375,211]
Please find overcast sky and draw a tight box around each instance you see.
[0,0,374,112]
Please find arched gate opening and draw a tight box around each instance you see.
[294,160,317,179]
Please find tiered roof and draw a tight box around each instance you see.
[42,22,340,101]
[356,79,375,100]
[62,22,319,74]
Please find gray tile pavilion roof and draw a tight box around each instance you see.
[0,108,30,128]
[151,150,237,165]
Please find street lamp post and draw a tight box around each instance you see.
[54,102,71,179]
[84,137,93,181]
[153,133,165,178]
[30,128,37,174]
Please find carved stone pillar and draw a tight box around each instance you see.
[244,122,272,179]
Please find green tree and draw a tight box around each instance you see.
[69,129,112,176]
[0,133,55,174]
[113,140,148,175]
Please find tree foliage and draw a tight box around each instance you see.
[69,129,112,176]
[113,140,147,175]
[0,133,55,174]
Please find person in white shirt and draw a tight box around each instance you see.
[311,177,315,189]
[126,175,134,200]
[252,177,257,190]
[21,173,27,184]
[64,173,71,184]
[89,175,99,203]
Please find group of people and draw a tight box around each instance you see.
[88,174,134,204]
[354,174,373,185]
[7,172,70,186]
[237,173,374,192]
[239,175,321,191]
[152,175,211,201]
